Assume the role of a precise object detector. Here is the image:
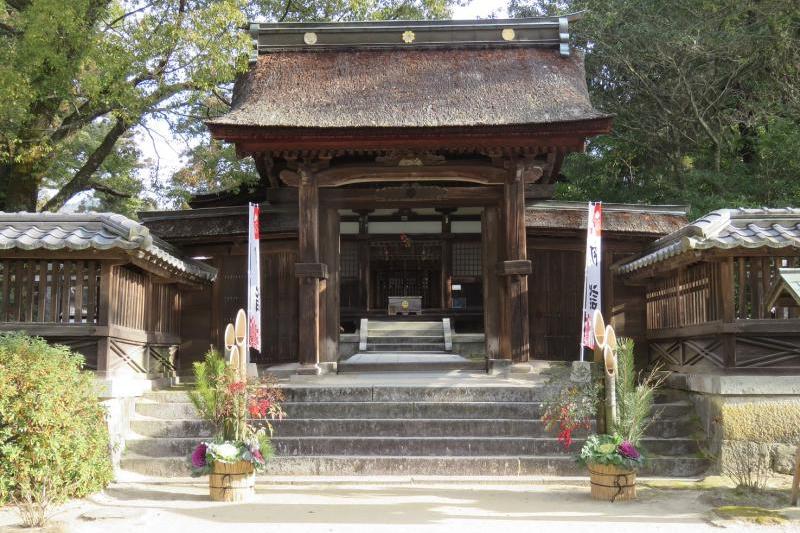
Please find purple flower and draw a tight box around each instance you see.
[618,441,640,460]
[191,443,208,468]
[252,449,264,464]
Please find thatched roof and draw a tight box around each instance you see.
[209,47,607,130]
[0,212,217,283]
[617,208,800,274]
[525,201,688,236]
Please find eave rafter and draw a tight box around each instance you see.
[278,159,542,188]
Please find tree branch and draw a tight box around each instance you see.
[279,0,292,22]
[88,181,132,198]
[41,117,129,211]
[210,87,232,108]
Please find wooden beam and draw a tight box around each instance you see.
[208,119,612,156]
[281,161,523,188]
[321,185,503,208]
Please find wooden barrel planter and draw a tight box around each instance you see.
[588,463,636,502]
[209,461,255,502]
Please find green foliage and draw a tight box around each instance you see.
[0,333,113,505]
[188,348,232,438]
[512,0,800,216]
[612,337,665,446]
[0,0,459,212]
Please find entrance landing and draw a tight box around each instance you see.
[338,352,485,373]
[339,319,485,373]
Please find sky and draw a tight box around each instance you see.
[130,0,508,209]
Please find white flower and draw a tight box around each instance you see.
[211,442,240,461]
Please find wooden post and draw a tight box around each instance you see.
[482,205,503,360]
[355,210,371,312]
[718,257,736,368]
[500,162,532,363]
[439,208,455,310]
[296,167,325,374]
[96,262,114,376]
[319,207,340,363]
[791,444,800,506]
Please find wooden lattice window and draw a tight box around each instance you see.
[341,241,358,280]
[452,242,481,277]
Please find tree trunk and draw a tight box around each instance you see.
[0,161,39,212]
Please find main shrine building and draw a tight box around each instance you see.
[137,16,684,374]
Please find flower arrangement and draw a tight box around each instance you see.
[187,349,285,476]
[578,434,644,470]
[577,337,664,472]
[540,366,599,450]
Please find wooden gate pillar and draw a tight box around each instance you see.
[319,207,340,363]
[482,205,503,360]
[499,161,537,363]
[296,167,327,374]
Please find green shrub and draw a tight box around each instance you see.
[613,337,666,446]
[0,333,113,504]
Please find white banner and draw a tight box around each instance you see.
[247,202,261,357]
[580,202,602,356]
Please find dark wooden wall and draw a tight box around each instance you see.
[261,242,299,364]
[529,248,583,360]
[179,239,300,370]
[527,235,651,362]
[176,232,653,368]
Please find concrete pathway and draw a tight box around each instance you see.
[2,480,799,533]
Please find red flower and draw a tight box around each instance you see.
[228,381,246,394]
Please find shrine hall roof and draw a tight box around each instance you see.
[0,212,217,283]
[208,17,610,131]
[617,208,800,274]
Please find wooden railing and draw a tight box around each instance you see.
[646,262,719,330]
[0,260,101,324]
[645,256,800,371]
[734,256,800,319]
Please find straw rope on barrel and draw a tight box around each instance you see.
[588,463,636,502]
[209,460,256,502]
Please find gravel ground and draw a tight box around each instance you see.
[2,480,799,533]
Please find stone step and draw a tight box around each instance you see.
[366,332,444,340]
[368,321,443,330]
[120,454,709,478]
[338,360,485,373]
[129,416,695,440]
[365,343,447,352]
[125,434,699,458]
[136,399,694,420]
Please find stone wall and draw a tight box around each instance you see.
[672,373,800,475]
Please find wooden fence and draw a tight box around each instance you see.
[0,260,180,337]
[0,260,101,324]
[645,256,800,371]
[646,262,719,330]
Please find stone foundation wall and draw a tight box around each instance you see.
[672,373,800,475]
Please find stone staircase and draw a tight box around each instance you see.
[339,320,484,372]
[366,320,449,353]
[120,379,709,477]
